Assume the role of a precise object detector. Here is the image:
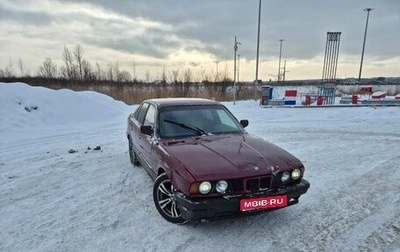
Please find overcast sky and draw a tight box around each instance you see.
[1,0,399,81]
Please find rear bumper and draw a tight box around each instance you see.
[175,179,310,222]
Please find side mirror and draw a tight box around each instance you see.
[140,125,154,135]
[240,119,249,128]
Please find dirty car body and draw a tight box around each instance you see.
[126,98,310,223]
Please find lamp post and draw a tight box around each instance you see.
[254,0,261,101]
[278,39,284,82]
[358,8,373,81]
[233,36,241,105]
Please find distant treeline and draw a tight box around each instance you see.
[0,44,258,104]
[1,43,398,103]
[1,76,257,104]
[0,44,233,83]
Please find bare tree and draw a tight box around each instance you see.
[145,70,150,83]
[170,70,179,83]
[168,69,180,95]
[95,62,104,81]
[119,70,132,82]
[107,63,114,81]
[4,60,15,77]
[132,63,137,82]
[82,59,93,81]
[73,44,84,81]
[183,68,192,83]
[217,64,232,99]
[221,62,230,81]
[161,65,167,83]
[62,45,76,80]
[183,68,193,96]
[113,62,122,82]
[17,57,25,77]
[199,66,209,82]
[38,58,57,78]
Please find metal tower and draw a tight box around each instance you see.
[320,32,341,105]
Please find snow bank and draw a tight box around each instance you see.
[1,82,399,252]
[0,82,129,130]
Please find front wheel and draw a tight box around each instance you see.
[153,173,185,224]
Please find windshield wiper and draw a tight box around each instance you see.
[164,119,208,136]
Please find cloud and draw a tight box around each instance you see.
[0,0,399,80]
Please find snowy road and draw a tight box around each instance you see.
[1,83,399,252]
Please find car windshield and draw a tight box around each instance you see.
[158,105,243,138]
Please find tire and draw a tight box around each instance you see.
[153,173,186,224]
[128,137,140,166]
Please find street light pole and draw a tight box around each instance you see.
[233,36,241,105]
[278,39,284,82]
[254,0,261,101]
[358,8,373,81]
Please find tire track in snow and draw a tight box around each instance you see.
[319,155,400,251]
[336,198,400,252]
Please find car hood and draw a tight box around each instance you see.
[161,134,303,181]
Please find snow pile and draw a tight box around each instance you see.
[0,82,128,130]
[1,82,399,252]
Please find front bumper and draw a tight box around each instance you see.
[175,179,310,222]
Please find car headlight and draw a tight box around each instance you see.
[291,168,301,180]
[215,180,228,194]
[199,181,212,194]
[281,172,290,182]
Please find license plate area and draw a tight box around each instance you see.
[240,195,288,211]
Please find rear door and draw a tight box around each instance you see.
[140,103,159,178]
[129,102,149,159]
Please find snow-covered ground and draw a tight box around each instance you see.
[1,82,399,252]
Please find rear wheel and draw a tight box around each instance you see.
[128,137,140,166]
[153,173,185,224]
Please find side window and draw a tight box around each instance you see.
[137,103,149,125]
[133,106,140,120]
[217,109,237,128]
[144,104,156,126]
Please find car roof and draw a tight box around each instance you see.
[144,98,220,108]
